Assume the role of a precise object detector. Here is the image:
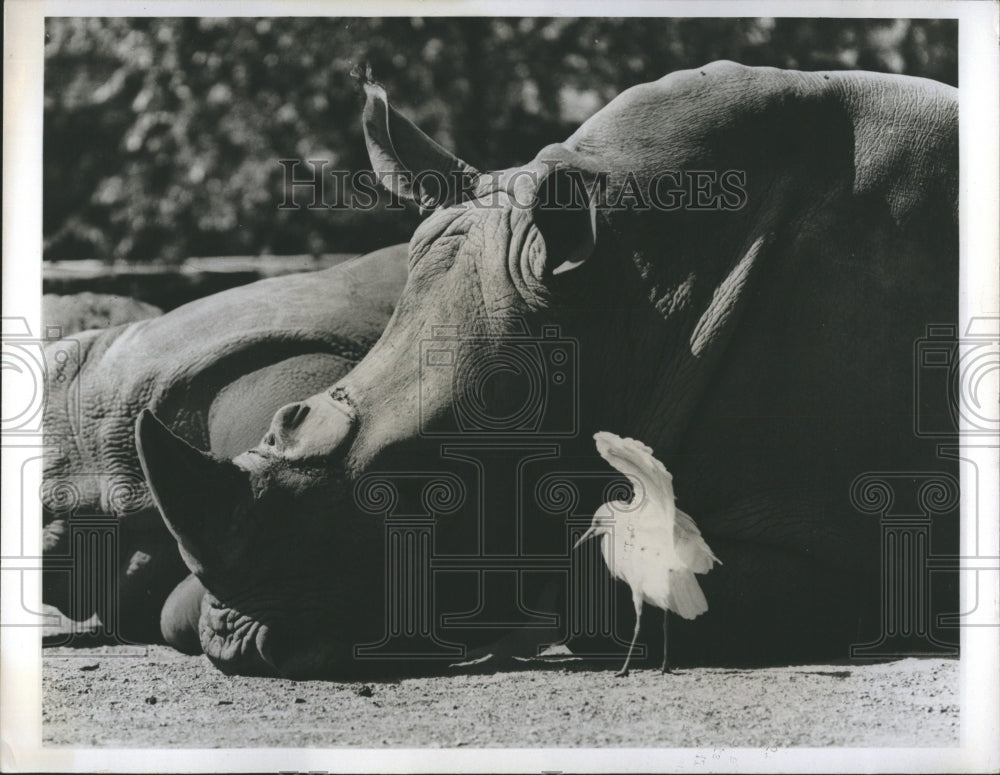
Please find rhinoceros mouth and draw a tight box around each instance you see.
[197,592,275,676]
[199,591,357,679]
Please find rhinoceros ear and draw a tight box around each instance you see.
[135,410,251,579]
[531,166,599,278]
[362,82,480,214]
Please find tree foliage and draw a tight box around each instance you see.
[43,17,957,262]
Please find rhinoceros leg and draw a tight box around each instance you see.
[114,509,191,644]
[42,518,73,621]
[42,506,189,644]
[160,573,207,655]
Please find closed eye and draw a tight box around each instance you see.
[409,211,473,270]
[409,231,469,272]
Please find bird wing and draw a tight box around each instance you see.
[674,508,721,574]
[593,431,719,623]
[593,431,675,512]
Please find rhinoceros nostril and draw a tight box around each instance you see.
[264,432,276,446]
[278,402,311,431]
[291,403,310,427]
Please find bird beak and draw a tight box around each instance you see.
[572,526,599,551]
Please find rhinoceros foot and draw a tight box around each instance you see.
[160,573,206,655]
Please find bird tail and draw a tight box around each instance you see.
[668,570,709,620]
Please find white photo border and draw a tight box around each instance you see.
[3,1,997,772]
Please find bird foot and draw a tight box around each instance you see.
[615,668,630,678]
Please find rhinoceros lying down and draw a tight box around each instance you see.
[136,61,958,678]
[43,292,163,336]
[42,245,407,646]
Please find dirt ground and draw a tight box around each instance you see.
[41,646,958,748]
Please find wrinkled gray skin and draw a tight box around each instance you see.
[43,292,163,336]
[43,245,407,648]
[138,62,957,678]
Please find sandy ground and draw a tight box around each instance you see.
[41,646,958,748]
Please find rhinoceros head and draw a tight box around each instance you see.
[136,408,385,677]
[137,70,770,677]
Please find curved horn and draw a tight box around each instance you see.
[362,81,479,213]
[135,409,251,577]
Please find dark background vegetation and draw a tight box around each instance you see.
[44,17,957,264]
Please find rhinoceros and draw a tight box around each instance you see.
[43,292,164,336]
[135,62,958,678]
[42,244,407,648]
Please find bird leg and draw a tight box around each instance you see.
[661,611,671,674]
[616,595,643,678]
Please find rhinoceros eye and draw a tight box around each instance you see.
[408,211,472,271]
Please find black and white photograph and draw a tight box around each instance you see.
[2,1,998,772]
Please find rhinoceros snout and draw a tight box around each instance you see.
[261,393,356,461]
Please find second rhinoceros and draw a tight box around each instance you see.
[42,292,163,336]
[43,245,407,648]
[136,62,959,678]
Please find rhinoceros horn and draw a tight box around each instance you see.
[135,409,251,578]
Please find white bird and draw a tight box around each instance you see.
[574,431,720,676]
